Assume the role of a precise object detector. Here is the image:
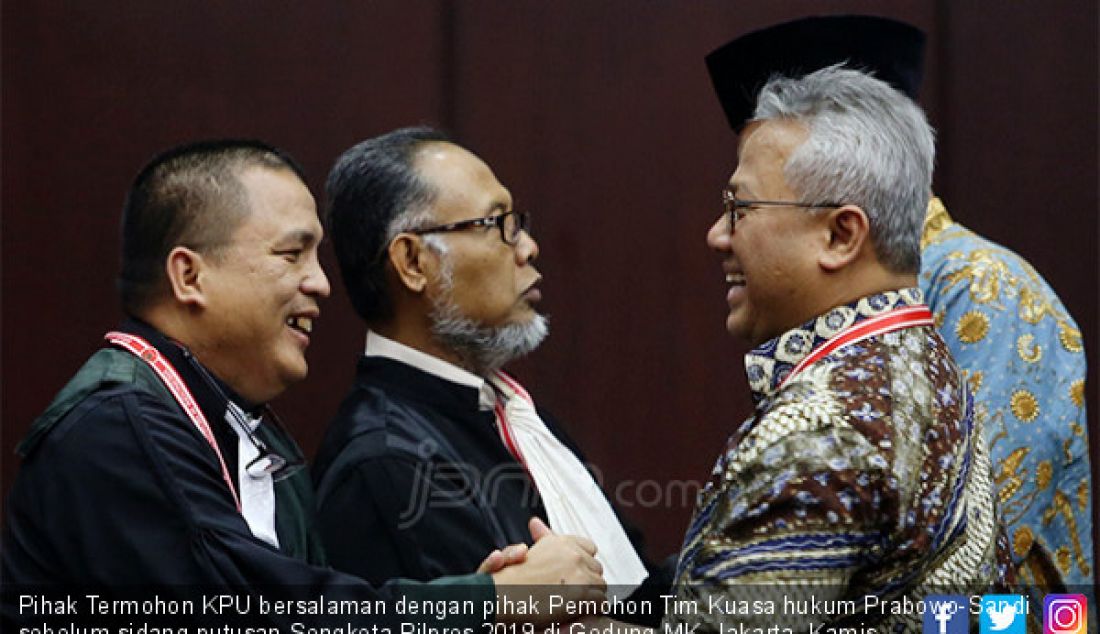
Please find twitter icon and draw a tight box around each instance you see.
[980,594,1027,634]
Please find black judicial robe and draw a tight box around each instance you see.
[1,321,491,628]
[312,356,673,621]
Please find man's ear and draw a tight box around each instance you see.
[165,246,209,307]
[818,205,870,271]
[389,234,434,294]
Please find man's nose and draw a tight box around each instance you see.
[706,213,731,251]
[515,230,539,264]
[303,258,332,298]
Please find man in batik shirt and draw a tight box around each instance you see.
[667,66,1012,632]
[702,15,1092,592]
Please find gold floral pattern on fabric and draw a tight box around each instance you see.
[957,310,990,343]
[1043,490,1091,577]
[1078,480,1089,512]
[1070,380,1085,407]
[1057,547,1072,573]
[919,196,953,248]
[968,370,985,394]
[995,447,1028,507]
[1036,461,1052,489]
[926,223,1077,336]
[1016,334,1042,364]
[1060,323,1084,353]
[920,197,1091,588]
[1010,390,1039,422]
[1014,525,1035,557]
[1017,285,1049,325]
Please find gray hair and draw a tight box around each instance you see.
[753,65,935,273]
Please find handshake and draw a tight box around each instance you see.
[476,517,623,628]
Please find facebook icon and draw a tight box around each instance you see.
[924,595,969,634]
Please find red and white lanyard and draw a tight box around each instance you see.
[105,331,242,513]
[778,304,934,390]
[491,371,532,469]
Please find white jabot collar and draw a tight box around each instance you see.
[365,330,495,410]
[226,403,278,548]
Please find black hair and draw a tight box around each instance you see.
[325,126,451,323]
[118,139,306,315]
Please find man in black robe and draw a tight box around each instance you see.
[1,140,605,629]
[316,128,671,618]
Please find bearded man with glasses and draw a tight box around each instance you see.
[317,127,672,619]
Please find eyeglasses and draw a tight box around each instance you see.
[721,189,842,233]
[412,211,531,246]
[235,406,305,482]
[183,348,305,482]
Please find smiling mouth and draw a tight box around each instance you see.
[286,316,314,334]
[725,272,746,285]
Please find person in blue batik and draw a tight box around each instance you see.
[921,196,1091,589]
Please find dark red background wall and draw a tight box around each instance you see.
[4,0,1096,576]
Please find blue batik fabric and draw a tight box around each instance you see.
[920,196,1092,589]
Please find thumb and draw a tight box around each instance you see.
[528,516,553,541]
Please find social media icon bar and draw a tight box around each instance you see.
[1044,594,1087,634]
[980,594,1027,633]
[924,595,968,634]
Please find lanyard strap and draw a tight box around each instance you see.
[104,331,242,513]
[779,305,934,389]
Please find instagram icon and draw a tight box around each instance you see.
[1044,594,1087,634]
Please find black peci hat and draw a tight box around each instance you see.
[705,15,926,131]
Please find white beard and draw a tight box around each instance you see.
[429,298,549,375]
[427,254,548,374]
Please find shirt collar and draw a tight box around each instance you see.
[743,287,925,404]
[365,330,496,410]
[920,196,954,248]
[123,317,260,418]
